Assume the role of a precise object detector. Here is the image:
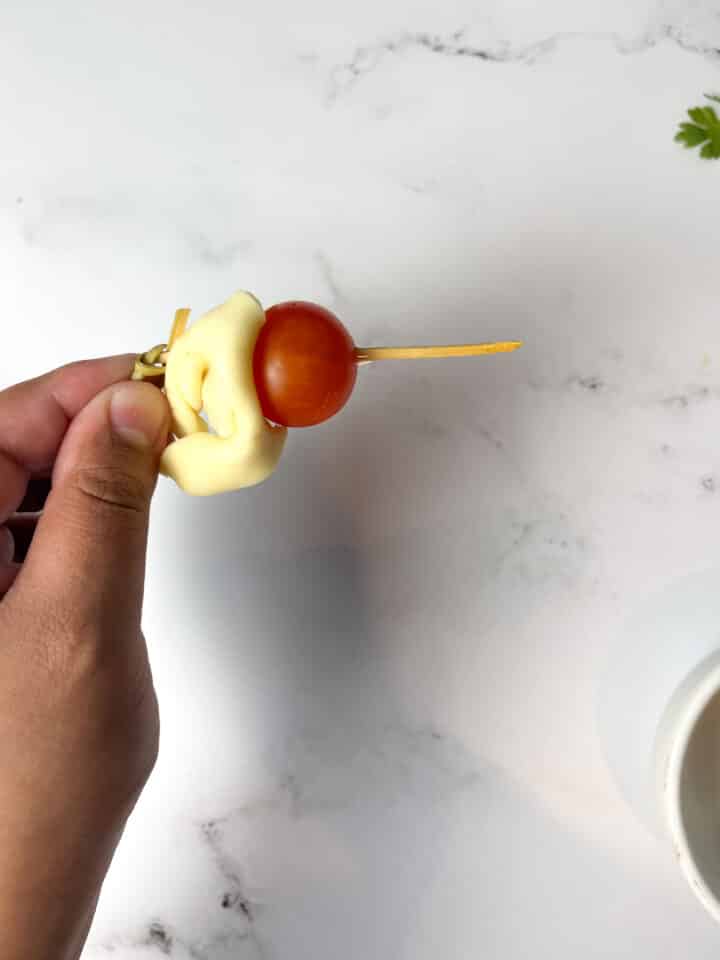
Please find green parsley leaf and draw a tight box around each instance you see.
[675,123,709,147]
[676,95,720,158]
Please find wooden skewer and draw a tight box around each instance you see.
[149,308,192,365]
[355,341,522,363]
[133,309,522,382]
[167,307,191,352]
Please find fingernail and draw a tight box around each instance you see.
[0,527,14,564]
[109,382,168,450]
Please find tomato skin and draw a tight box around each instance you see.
[253,301,358,428]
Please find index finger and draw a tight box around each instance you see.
[0,355,136,519]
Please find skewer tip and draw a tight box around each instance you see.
[355,340,523,363]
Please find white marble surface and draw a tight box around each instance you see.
[4,0,720,955]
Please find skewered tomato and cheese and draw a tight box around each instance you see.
[132,291,521,496]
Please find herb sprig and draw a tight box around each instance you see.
[676,94,720,158]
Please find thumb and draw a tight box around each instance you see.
[16,381,169,637]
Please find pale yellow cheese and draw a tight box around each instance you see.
[160,291,287,496]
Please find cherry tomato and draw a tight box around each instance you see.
[253,301,358,428]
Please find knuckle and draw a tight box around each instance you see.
[72,464,148,515]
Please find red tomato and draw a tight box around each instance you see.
[253,301,358,428]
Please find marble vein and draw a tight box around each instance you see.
[199,819,266,960]
[614,22,720,56]
[328,27,559,100]
[96,922,254,959]
[314,250,344,306]
[328,24,720,101]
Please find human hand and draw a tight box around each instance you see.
[0,356,170,959]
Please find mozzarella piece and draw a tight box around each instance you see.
[160,291,287,496]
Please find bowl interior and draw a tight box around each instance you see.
[679,690,720,903]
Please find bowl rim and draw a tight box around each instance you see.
[662,658,720,923]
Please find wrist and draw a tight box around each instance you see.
[0,816,124,960]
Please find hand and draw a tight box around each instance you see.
[0,357,170,959]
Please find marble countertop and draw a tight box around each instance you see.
[4,1,720,956]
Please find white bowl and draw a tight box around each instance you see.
[655,650,720,923]
[599,567,720,921]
